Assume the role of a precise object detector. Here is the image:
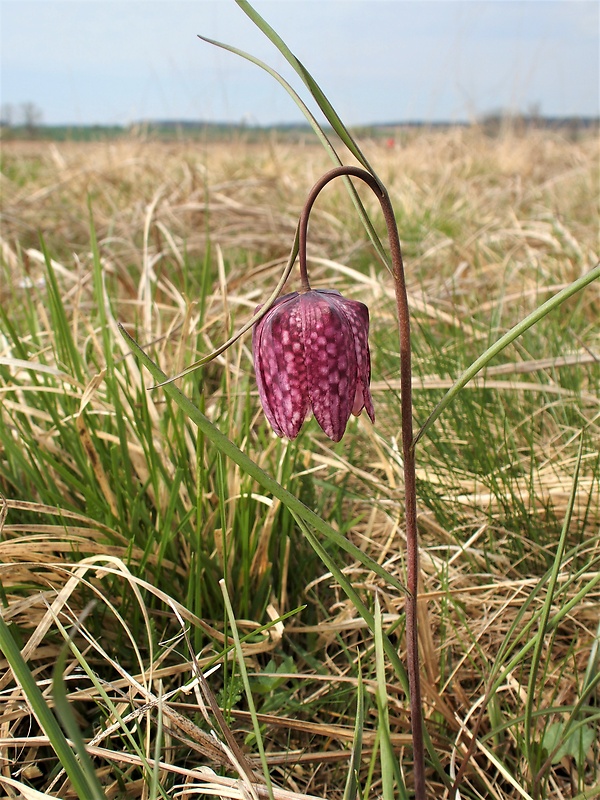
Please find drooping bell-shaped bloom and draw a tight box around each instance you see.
[252,289,375,442]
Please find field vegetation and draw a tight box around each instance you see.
[1,126,599,799]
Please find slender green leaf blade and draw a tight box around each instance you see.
[0,615,102,800]
[118,323,407,597]
[198,30,389,265]
[233,0,375,172]
[52,614,108,800]
[415,264,600,446]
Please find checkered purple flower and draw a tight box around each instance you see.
[252,289,375,441]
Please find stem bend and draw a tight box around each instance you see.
[298,166,425,799]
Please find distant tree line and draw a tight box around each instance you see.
[1,102,43,136]
[1,103,598,143]
[477,106,599,139]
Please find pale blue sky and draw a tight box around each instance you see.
[1,0,598,126]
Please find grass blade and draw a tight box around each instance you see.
[233,0,375,173]
[374,596,405,800]
[198,34,340,167]
[0,614,104,800]
[150,682,164,800]
[198,26,389,266]
[51,606,108,800]
[220,579,275,800]
[343,661,365,800]
[118,323,407,598]
[415,263,600,446]
[524,434,585,772]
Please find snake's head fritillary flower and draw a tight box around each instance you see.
[252,289,375,442]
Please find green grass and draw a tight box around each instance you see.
[1,120,599,800]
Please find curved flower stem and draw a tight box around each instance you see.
[299,166,425,799]
[298,193,313,291]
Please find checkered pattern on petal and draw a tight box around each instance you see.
[333,295,375,422]
[301,291,358,442]
[252,288,374,441]
[252,293,310,439]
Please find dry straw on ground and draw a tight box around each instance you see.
[1,127,599,799]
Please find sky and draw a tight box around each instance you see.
[1,0,598,127]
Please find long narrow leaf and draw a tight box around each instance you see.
[198,34,340,166]
[0,614,101,800]
[375,596,400,800]
[234,0,375,173]
[151,221,299,386]
[525,434,586,774]
[51,608,108,800]
[343,662,365,800]
[198,31,389,266]
[119,324,406,597]
[415,263,600,446]
[220,580,275,800]
[524,434,584,765]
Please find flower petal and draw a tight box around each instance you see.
[302,291,357,441]
[253,288,374,440]
[252,293,310,439]
[334,296,375,423]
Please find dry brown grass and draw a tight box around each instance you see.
[3,128,597,281]
[1,127,599,799]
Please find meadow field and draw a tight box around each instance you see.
[1,128,599,799]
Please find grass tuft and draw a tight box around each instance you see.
[1,128,599,798]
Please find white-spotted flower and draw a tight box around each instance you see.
[252,289,374,441]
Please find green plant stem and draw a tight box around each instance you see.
[298,166,425,800]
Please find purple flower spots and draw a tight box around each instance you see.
[252,289,375,441]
